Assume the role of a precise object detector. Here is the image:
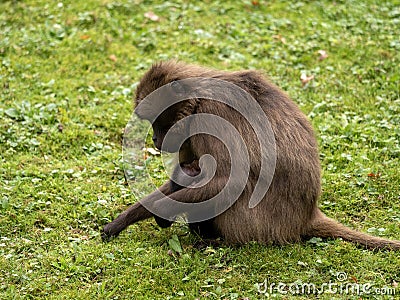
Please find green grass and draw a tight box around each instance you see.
[1,0,399,299]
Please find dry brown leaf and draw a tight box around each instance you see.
[367,172,381,178]
[144,11,159,22]
[300,73,315,86]
[272,34,286,44]
[109,54,117,62]
[350,276,358,283]
[317,49,328,61]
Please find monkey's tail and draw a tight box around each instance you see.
[307,210,400,250]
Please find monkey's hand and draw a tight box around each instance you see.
[101,202,153,242]
[102,222,122,242]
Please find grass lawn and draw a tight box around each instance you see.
[1,0,399,299]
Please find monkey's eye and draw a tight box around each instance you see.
[170,81,184,94]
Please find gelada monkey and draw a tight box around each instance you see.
[103,61,400,250]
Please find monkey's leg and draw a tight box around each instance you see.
[193,238,223,250]
[189,219,218,239]
[102,182,172,241]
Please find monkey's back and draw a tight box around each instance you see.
[212,72,321,244]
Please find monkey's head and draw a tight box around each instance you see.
[134,61,206,152]
[135,60,215,103]
[145,101,191,153]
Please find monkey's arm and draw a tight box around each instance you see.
[102,178,227,240]
[102,181,172,240]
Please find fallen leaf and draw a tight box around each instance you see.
[272,34,286,44]
[350,276,358,283]
[144,11,159,22]
[5,108,19,119]
[224,267,233,273]
[317,49,328,60]
[300,73,315,86]
[109,54,117,62]
[143,147,161,155]
[367,172,380,178]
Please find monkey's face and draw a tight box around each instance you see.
[151,121,172,152]
[151,123,186,153]
[151,105,188,153]
[134,66,197,153]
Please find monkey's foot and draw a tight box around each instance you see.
[154,216,173,228]
[193,239,222,250]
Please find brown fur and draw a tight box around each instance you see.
[103,60,400,250]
